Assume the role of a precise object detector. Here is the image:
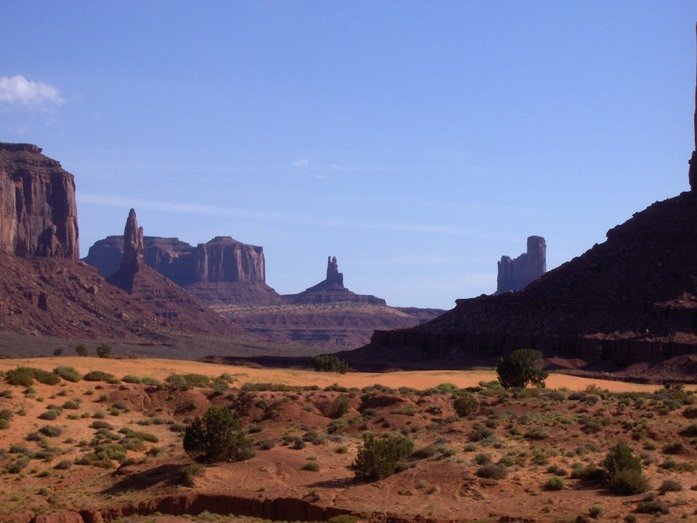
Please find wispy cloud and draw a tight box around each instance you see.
[78,192,476,236]
[0,76,64,106]
[291,158,310,167]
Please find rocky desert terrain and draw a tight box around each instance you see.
[0,357,695,523]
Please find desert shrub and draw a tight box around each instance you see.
[179,463,204,487]
[328,395,351,418]
[166,373,212,390]
[496,349,548,389]
[0,408,13,421]
[662,442,684,455]
[302,461,320,472]
[83,370,115,382]
[95,344,112,358]
[679,422,697,437]
[183,406,254,463]
[658,479,682,494]
[90,420,112,430]
[476,463,508,479]
[119,427,158,443]
[311,354,347,373]
[6,367,39,387]
[39,425,62,438]
[468,424,494,442]
[0,418,8,430]
[602,442,649,495]
[74,344,88,356]
[121,375,142,384]
[141,376,162,387]
[62,399,80,409]
[258,439,275,450]
[53,367,81,382]
[546,476,565,490]
[635,498,669,515]
[53,459,72,470]
[39,409,60,421]
[588,504,604,519]
[353,433,414,480]
[453,391,479,417]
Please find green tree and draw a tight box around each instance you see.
[311,354,348,373]
[496,349,548,389]
[183,406,254,463]
[75,344,88,357]
[601,441,649,495]
[95,344,112,358]
[353,433,413,480]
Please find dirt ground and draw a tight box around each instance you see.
[0,357,695,523]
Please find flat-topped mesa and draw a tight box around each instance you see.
[0,142,79,258]
[194,236,266,284]
[496,236,546,294]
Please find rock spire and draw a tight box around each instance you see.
[120,209,144,274]
[326,256,344,287]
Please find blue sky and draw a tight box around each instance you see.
[2,2,696,309]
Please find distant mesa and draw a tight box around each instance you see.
[496,236,546,294]
[282,256,386,306]
[0,142,79,259]
[85,231,279,306]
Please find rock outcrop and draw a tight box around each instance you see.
[85,234,277,305]
[690,23,697,191]
[0,143,79,258]
[496,236,546,294]
[106,209,238,334]
[283,256,385,305]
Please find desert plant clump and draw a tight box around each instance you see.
[95,344,112,358]
[75,344,89,356]
[183,406,254,463]
[328,395,351,418]
[601,441,649,495]
[353,433,414,481]
[6,367,60,387]
[166,373,212,391]
[453,391,479,417]
[496,349,548,389]
[312,354,348,373]
[476,463,508,480]
[546,476,565,491]
[83,370,116,382]
[53,367,81,382]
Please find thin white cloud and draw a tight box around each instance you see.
[77,192,478,236]
[0,75,64,106]
[292,158,310,167]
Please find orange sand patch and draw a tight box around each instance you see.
[0,357,689,392]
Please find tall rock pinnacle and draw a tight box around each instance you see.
[326,256,344,287]
[690,22,697,191]
[120,208,144,275]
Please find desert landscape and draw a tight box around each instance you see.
[2,4,697,523]
[0,358,695,523]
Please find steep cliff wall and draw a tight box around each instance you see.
[496,236,546,294]
[0,143,79,258]
[85,235,266,285]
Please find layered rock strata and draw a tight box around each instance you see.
[496,236,546,294]
[0,143,79,258]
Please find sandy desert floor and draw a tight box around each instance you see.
[0,357,694,523]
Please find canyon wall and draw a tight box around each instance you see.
[0,143,79,258]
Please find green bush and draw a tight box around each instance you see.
[546,476,565,491]
[74,344,88,357]
[311,354,347,374]
[95,344,112,358]
[53,367,81,382]
[588,504,604,519]
[327,395,351,418]
[658,479,682,494]
[83,370,115,382]
[602,442,649,495]
[166,373,212,390]
[496,349,548,389]
[353,433,413,480]
[476,463,508,480]
[453,391,479,417]
[183,406,254,463]
[121,375,142,384]
[39,425,63,438]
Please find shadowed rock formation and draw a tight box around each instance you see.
[0,143,79,258]
[496,236,546,294]
[283,256,385,305]
[107,209,238,334]
[85,234,277,305]
[690,23,697,191]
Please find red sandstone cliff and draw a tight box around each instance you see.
[0,143,79,258]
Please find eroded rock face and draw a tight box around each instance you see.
[120,208,144,275]
[85,235,265,285]
[0,143,79,258]
[496,236,546,294]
